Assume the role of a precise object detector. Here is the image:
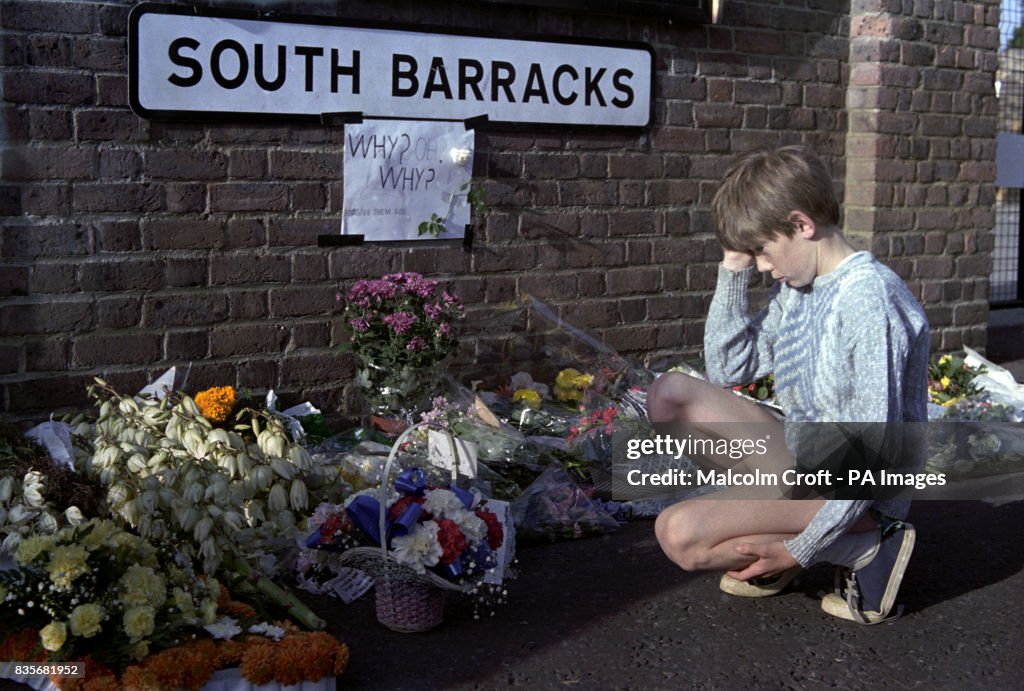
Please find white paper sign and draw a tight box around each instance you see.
[480,499,514,586]
[427,429,478,478]
[342,120,473,241]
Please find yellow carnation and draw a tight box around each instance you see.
[119,564,167,609]
[128,640,150,661]
[553,368,594,403]
[39,621,67,652]
[15,535,52,564]
[513,388,542,409]
[80,519,118,551]
[940,376,951,389]
[48,544,90,589]
[123,606,156,641]
[194,386,238,424]
[200,598,219,625]
[68,603,104,638]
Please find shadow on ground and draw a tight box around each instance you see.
[317,500,1024,690]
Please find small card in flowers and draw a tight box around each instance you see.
[428,430,478,478]
[480,499,513,586]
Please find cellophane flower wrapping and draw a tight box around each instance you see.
[341,272,464,418]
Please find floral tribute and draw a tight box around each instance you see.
[341,272,463,415]
[929,353,985,407]
[194,386,238,425]
[305,468,503,579]
[0,517,220,670]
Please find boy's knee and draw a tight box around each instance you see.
[655,505,710,572]
[648,372,696,421]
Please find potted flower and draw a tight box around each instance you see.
[340,272,464,423]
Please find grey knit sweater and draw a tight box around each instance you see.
[704,251,930,566]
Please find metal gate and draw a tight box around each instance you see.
[994,1,1024,306]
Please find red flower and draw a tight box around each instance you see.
[319,514,344,545]
[435,519,467,565]
[388,495,427,522]
[476,509,504,550]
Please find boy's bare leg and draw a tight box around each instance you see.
[654,491,824,573]
[647,371,792,488]
[649,372,836,575]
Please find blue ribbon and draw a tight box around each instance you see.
[345,495,384,546]
[311,469,477,557]
[448,485,475,510]
[395,468,426,495]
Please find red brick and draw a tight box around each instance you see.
[280,352,352,387]
[75,109,140,140]
[3,70,93,104]
[30,262,77,293]
[2,146,94,180]
[142,219,226,251]
[74,332,161,367]
[210,183,288,212]
[6,374,94,414]
[2,223,92,257]
[0,265,29,297]
[269,151,343,179]
[95,296,141,329]
[28,108,72,140]
[145,150,228,180]
[210,252,290,286]
[0,345,20,374]
[72,37,125,71]
[143,293,229,327]
[290,322,331,349]
[0,298,92,335]
[98,149,142,180]
[165,330,209,360]
[1,1,95,32]
[73,183,163,213]
[269,285,337,317]
[210,323,288,357]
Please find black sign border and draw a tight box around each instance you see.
[128,2,657,133]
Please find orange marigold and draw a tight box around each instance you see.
[239,638,277,686]
[0,630,43,662]
[194,386,237,424]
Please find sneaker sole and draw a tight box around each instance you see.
[719,566,801,598]
[821,525,916,622]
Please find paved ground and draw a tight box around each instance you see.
[320,500,1023,690]
[4,501,1021,691]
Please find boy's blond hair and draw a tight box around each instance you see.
[711,146,840,251]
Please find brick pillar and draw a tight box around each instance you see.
[844,0,1000,351]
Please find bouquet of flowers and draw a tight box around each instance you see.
[341,272,463,416]
[301,453,508,632]
[305,467,504,580]
[929,353,986,407]
[0,518,220,668]
[0,536,350,689]
[84,379,342,578]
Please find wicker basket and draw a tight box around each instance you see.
[374,560,447,632]
[337,421,474,633]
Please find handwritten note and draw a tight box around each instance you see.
[341,120,474,241]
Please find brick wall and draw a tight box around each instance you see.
[0,0,998,420]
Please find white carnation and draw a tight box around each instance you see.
[452,509,486,543]
[389,522,441,573]
[423,488,467,519]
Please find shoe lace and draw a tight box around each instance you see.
[835,567,904,626]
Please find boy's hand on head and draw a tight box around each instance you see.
[721,248,756,272]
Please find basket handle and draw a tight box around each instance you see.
[378,421,461,561]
